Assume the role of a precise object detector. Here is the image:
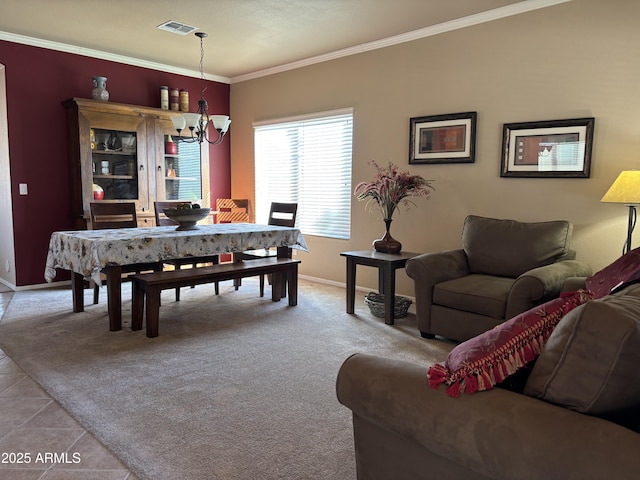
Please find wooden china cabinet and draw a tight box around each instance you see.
[63,98,210,229]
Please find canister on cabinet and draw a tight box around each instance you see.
[170,88,179,111]
[160,86,169,110]
[180,89,189,112]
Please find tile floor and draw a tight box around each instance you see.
[0,289,138,480]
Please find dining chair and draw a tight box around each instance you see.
[154,200,183,226]
[236,202,298,297]
[215,198,250,223]
[90,201,138,229]
[89,202,162,302]
[214,199,250,290]
[153,201,220,300]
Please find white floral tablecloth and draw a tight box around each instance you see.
[45,223,308,284]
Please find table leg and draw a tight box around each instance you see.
[105,265,123,331]
[271,271,282,302]
[378,268,385,294]
[277,246,291,299]
[381,265,396,325]
[131,280,144,331]
[345,257,356,314]
[288,263,298,306]
[146,286,161,338]
[280,273,289,298]
[71,272,84,313]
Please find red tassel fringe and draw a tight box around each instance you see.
[427,363,449,389]
[426,290,592,397]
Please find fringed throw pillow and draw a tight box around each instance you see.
[585,246,640,298]
[428,290,592,398]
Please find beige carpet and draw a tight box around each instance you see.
[0,278,453,480]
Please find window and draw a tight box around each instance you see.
[254,108,353,239]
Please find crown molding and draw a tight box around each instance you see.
[0,31,231,85]
[230,0,572,83]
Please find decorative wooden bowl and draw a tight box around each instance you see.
[163,207,211,231]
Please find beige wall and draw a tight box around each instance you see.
[230,0,640,296]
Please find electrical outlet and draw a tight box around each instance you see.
[19,183,28,195]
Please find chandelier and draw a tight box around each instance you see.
[171,32,231,145]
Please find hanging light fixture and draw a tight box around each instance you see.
[171,32,231,145]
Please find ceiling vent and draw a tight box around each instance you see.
[157,20,198,35]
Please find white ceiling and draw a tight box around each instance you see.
[0,0,568,83]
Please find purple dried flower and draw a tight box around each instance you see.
[354,160,435,220]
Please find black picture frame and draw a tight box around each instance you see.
[500,117,595,178]
[409,111,477,164]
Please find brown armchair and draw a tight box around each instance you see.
[405,215,593,342]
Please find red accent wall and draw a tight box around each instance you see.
[0,40,231,286]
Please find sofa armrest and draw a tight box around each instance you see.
[336,353,640,480]
[506,260,593,318]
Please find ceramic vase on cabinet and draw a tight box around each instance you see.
[91,76,109,102]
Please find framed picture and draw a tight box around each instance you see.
[501,117,595,178]
[409,112,477,164]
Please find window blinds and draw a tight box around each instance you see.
[254,109,353,239]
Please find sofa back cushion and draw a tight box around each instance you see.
[524,284,640,416]
[462,215,573,278]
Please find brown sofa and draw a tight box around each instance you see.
[405,215,593,341]
[336,284,640,480]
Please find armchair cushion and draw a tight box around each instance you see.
[434,274,515,318]
[462,215,573,278]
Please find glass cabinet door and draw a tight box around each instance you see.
[155,114,209,208]
[91,128,139,201]
[164,137,203,202]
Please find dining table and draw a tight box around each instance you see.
[44,223,309,331]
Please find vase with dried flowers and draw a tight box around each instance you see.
[354,160,434,253]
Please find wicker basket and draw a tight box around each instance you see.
[364,292,412,319]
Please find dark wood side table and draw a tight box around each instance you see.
[340,250,418,325]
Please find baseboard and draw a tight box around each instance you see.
[6,280,71,292]
[0,278,15,292]
[299,274,416,308]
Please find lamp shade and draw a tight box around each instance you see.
[211,115,231,134]
[170,115,186,132]
[182,113,202,131]
[601,171,640,204]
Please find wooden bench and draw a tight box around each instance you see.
[131,257,301,337]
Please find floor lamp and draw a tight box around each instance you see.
[601,171,640,254]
